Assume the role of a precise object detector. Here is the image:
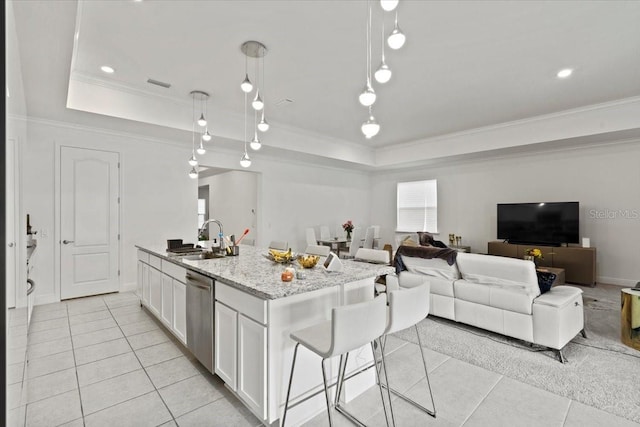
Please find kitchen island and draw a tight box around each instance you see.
[136,245,394,426]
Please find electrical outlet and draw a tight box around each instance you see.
[41,229,48,238]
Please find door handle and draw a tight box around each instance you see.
[8,242,14,247]
[62,240,75,245]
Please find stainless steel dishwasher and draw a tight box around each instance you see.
[186,270,215,373]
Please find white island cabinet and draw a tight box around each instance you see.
[136,245,394,426]
[136,250,187,345]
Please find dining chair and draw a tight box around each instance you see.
[306,227,318,247]
[344,227,365,259]
[354,248,390,264]
[281,296,392,427]
[268,241,289,251]
[305,245,331,256]
[378,281,436,419]
[363,226,375,249]
[320,225,331,241]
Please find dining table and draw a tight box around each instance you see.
[317,238,350,256]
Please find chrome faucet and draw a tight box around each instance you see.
[199,219,224,241]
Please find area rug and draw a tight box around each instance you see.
[392,285,640,424]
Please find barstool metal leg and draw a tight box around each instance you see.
[379,327,436,419]
[377,337,396,427]
[334,353,349,407]
[372,340,393,427]
[281,343,300,427]
[321,358,334,426]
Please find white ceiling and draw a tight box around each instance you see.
[9,0,640,169]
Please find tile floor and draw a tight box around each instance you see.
[6,292,639,427]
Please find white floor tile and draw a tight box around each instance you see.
[158,374,225,418]
[28,326,71,345]
[564,400,640,427]
[70,317,118,336]
[80,369,154,415]
[26,367,77,404]
[176,393,260,427]
[145,355,201,389]
[72,326,124,349]
[126,329,171,350]
[28,337,73,360]
[29,316,69,333]
[119,319,160,337]
[25,389,82,427]
[135,341,184,367]
[84,391,172,427]
[74,337,133,366]
[68,309,112,325]
[27,350,75,379]
[76,352,142,387]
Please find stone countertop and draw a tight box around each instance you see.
[136,245,394,300]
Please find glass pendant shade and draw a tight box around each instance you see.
[252,90,264,111]
[388,25,406,50]
[188,153,198,166]
[250,133,262,151]
[197,113,207,127]
[240,74,253,93]
[375,62,392,84]
[188,167,198,179]
[196,141,206,155]
[240,152,251,168]
[358,83,376,107]
[380,0,399,11]
[257,112,269,132]
[202,129,212,142]
[361,114,380,138]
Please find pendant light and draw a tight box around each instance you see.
[359,1,376,107]
[387,10,406,50]
[240,54,253,93]
[240,90,252,168]
[361,106,380,139]
[197,95,209,154]
[240,41,267,166]
[188,167,199,179]
[201,129,212,142]
[380,0,398,11]
[257,110,270,132]
[374,20,392,84]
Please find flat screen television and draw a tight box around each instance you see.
[497,202,579,246]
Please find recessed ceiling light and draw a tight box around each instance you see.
[101,65,115,74]
[556,68,573,78]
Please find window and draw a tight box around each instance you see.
[197,198,207,229]
[396,179,438,232]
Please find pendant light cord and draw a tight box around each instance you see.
[192,94,196,155]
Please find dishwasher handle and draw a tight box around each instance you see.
[186,273,213,291]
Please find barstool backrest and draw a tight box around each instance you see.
[330,296,387,357]
[385,283,430,335]
[304,245,331,256]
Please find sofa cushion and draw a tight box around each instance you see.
[456,253,540,297]
[455,280,537,315]
[401,256,461,281]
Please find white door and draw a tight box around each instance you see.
[60,147,119,299]
[6,138,18,308]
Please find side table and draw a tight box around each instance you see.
[621,288,640,351]
[450,245,471,253]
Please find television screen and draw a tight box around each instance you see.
[497,202,579,245]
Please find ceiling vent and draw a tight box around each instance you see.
[147,78,171,89]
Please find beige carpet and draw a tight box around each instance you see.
[393,283,640,424]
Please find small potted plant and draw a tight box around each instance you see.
[342,220,354,240]
[524,248,543,265]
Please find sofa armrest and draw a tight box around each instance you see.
[534,286,583,308]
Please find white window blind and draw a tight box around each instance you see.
[197,199,207,229]
[396,179,438,232]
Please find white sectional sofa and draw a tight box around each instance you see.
[391,251,586,362]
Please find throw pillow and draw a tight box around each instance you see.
[536,271,556,294]
[417,231,434,246]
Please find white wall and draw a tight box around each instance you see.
[22,120,197,304]
[199,171,258,244]
[371,140,640,286]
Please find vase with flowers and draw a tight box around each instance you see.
[524,248,543,265]
[342,220,354,240]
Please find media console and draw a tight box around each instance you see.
[487,241,596,286]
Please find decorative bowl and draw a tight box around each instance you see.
[297,255,320,268]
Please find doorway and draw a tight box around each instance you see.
[59,146,120,299]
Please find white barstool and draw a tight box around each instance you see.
[305,244,331,256]
[282,296,392,427]
[379,281,436,421]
